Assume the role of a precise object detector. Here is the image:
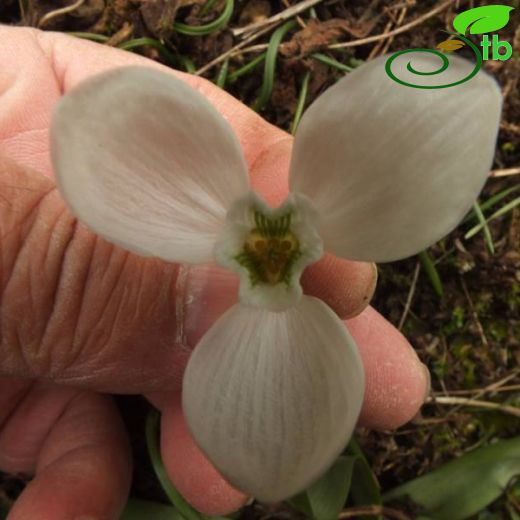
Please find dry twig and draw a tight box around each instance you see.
[426,395,520,418]
[234,0,458,60]
[398,261,420,330]
[38,0,85,27]
[433,369,520,397]
[460,276,489,348]
[490,167,520,178]
[327,0,457,50]
[380,6,408,55]
[232,0,324,37]
[195,23,278,75]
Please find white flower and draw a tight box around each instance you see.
[51,54,501,502]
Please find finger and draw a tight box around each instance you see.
[0,384,131,520]
[0,381,78,473]
[301,256,377,319]
[160,395,248,516]
[0,27,375,318]
[347,306,430,430]
[247,136,377,319]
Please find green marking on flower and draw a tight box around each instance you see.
[235,210,302,286]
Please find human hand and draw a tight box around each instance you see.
[0,25,429,519]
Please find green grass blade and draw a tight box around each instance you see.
[289,456,356,519]
[418,250,444,298]
[480,183,520,212]
[383,437,520,520]
[345,439,382,520]
[180,55,197,73]
[228,52,267,82]
[472,201,495,254]
[118,38,179,68]
[216,58,230,88]
[174,0,234,36]
[18,0,28,18]
[290,71,310,134]
[68,32,110,43]
[252,20,296,112]
[311,52,353,72]
[145,409,203,520]
[465,195,520,240]
[306,456,356,520]
[200,0,219,17]
[462,183,520,224]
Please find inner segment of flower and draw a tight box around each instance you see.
[236,212,301,286]
[215,192,324,312]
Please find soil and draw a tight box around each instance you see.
[0,0,519,518]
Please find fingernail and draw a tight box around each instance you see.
[180,264,239,347]
[342,262,378,319]
[421,362,431,401]
[366,262,378,303]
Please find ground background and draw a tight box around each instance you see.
[0,0,519,518]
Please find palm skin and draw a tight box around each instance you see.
[0,26,429,519]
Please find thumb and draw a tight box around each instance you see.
[0,153,375,393]
[0,154,196,392]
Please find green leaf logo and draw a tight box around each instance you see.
[453,5,514,35]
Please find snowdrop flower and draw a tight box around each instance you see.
[51,53,501,502]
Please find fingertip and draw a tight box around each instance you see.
[6,393,131,520]
[248,137,292,207]
[161,398,248,516]
[347,306,429,430]
[302,256,377,319]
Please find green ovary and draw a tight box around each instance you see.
[235,211,302,286]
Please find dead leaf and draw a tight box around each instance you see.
[281,19,350,58]
[139,0,179,39]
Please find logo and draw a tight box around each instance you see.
[385,5,515,89]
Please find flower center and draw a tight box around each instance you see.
[236,211,301,286]
[215,192,324,312]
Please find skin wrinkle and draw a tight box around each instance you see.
[79,240,131,358]
[62,230,100,374]
[77,244,130,368]
[0,170,56,375]
[28,190,80,377]
[0,173,54,295]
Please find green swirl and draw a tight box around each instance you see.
[385,34,482,89]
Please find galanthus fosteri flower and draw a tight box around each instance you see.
[51,53,501,502]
